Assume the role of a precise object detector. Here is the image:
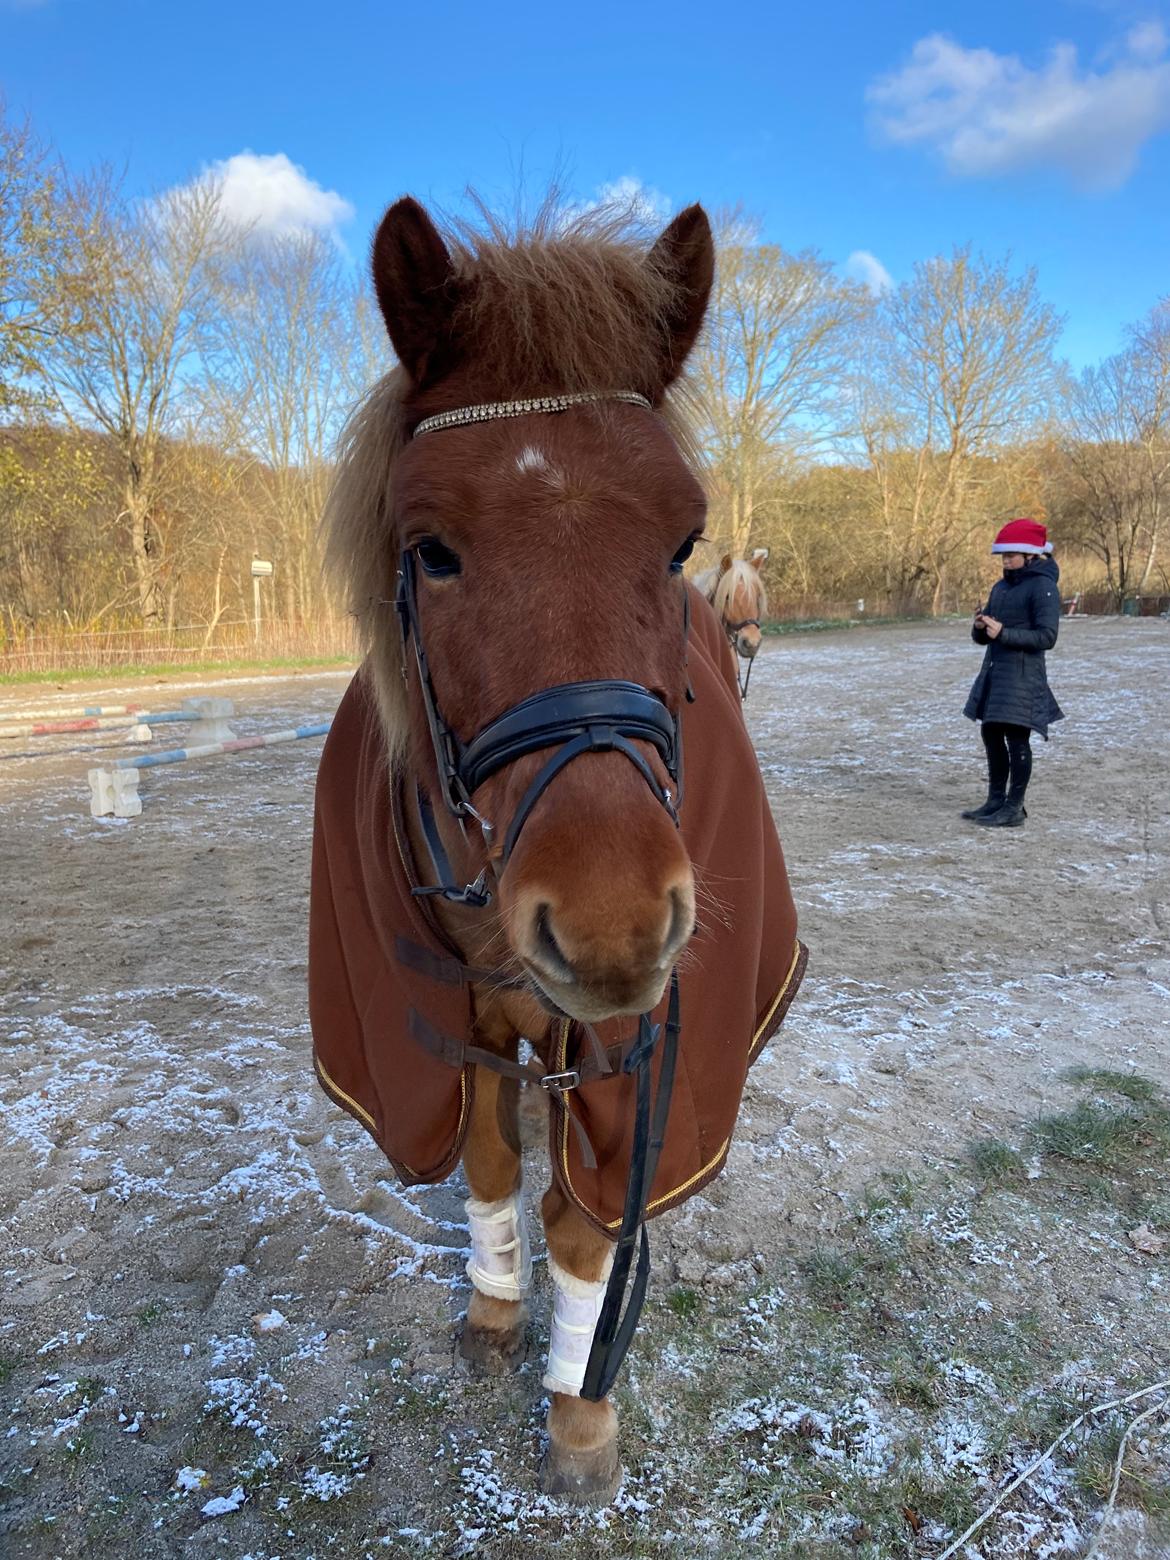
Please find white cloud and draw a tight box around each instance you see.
[868,28,1170,190]
[845,249,894,294]
[204,151,353,237]
[1122,19,1167,64]
[594,176,672,223]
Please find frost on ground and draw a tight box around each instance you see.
[1,626,1168,1558]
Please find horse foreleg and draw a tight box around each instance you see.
[460,1063,529,1373]
[539,1180,621,1505]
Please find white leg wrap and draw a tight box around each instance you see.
[465,1190,531,1303]
[542,1253,614,1398]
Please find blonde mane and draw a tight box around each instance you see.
[323,202,703,766]
[698,559,767,623]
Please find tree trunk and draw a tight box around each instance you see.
[731,486,754,556]
[126,488,162,627]
[1136,514,1160,593]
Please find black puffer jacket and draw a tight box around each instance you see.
[963,556,1064,736]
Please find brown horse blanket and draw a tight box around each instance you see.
[309,588,806,1234]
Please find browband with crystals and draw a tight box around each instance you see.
[412,390,652,438]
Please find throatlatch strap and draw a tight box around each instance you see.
[580,970,680,1401]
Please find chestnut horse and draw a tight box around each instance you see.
[316,196,802,1504]
[694,549,769,694]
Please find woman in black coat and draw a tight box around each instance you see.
[962,518,1063,828]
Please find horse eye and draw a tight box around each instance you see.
[416,537,462,578]
[669,537,696,575]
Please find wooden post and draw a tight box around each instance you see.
[250,558,273,643]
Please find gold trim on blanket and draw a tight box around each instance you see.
[748,938,806,1064]
[314,1053,378,1133]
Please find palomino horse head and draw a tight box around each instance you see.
[327,197,715,1023]
[703,549,768,662]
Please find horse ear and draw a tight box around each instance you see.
[750,548,769,570]
[371,197,460,386]
[646,204,715,387]
[720,552,733,574]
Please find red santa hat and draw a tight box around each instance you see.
[991,517,1048,555]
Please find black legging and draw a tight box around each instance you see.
[981,721,1033,800]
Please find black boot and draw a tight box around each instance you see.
[976,792,1027,828]
[961,790,1006,820]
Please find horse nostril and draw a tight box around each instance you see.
[534,905,577,986]
[663,887,695,965]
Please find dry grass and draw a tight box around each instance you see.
[0,617,358,675]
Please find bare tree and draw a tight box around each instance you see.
[206,228,355,624]
[855,246,1063,611]
[0,102,57,424]
[1050,301,1170,604]
[691,210,870,555]
[36,169,227,624]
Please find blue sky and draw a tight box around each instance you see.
[4,0,1169,369]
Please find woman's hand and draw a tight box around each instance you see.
[977,614,1003,640]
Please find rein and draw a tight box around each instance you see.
[393,389,686,1400]
[721,615,761,699]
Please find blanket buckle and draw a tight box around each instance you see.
[540,1068,581,1093]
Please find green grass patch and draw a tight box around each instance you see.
[855,1170,917,1220]
[800,1249,864,1306]
[1030,1099,1170,1166]
[1029,1069,1170,1172]
[762,613,928,638]
[1076,1423,1170,1519]
[1062,1066,1161,1103]
[666,1286,702,1322]
[966,1138,1027,1183]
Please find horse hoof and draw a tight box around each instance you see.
[539,1438,622,1506]
[458,1316,527,1375]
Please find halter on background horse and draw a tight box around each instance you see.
[694,549,769,696]
[311,196,804,1504]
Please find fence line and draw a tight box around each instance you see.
[0,617,358,673]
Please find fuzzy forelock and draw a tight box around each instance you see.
[323,198,705,767]
[442,196,682,400]
[711,560,767,622]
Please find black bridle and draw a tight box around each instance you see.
[393,539,688,1400]
[723,616,760,699]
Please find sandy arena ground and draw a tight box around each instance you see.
[1,618,1168,1558]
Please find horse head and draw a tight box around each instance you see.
[711,549,768,662]
[328,196,715,1024]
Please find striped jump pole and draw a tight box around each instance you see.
[2,697,236,746]
[4,704,145,720]
[88,720,331,818]
[3,711,187,740]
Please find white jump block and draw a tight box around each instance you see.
[88,767,142,819]
[183,697,236,745]
[128,723,153,744]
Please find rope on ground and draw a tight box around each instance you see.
[1083,1394,1169,1560]
[936,1378,1170,1560]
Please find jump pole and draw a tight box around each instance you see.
[3,697,236,746]
[88,720,331,818]
[4,704,145,720]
